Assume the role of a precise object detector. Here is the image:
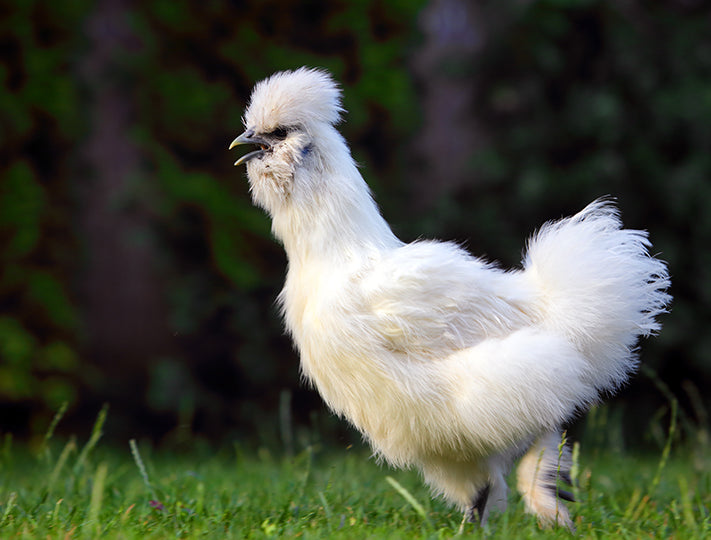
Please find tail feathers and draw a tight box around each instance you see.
[516,431,574,530]
[524,198,671,392]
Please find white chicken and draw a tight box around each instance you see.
[229,67,671,528]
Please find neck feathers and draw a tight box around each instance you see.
[272,146,400,264]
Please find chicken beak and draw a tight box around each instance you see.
[229,129,269,166]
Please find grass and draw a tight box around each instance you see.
[0,406,709,538]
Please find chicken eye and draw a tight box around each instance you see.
[266,127,289,140]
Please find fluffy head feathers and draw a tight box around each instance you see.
[232,67,395,251]
[243,67,344,132]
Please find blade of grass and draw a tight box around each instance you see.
[47,439,77,494]
[555,431,568,520]
[51,498,63,529]
[195,482,205,515]
[629,494,651,523]
[129,439,158,500]
[622,487,642,522]
[643,367,693,439]
[120,503,135,526]
[678,476,698,534]
[318,491,333,532]
[570,441,581,502]
[0,492,17,526]
[74,404,108,474]
[385,476,431,528]
[294,445,313,504]
[88,462,108,535]
[40,401,68,463]
[650,399,677,494]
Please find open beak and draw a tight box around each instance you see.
[229,129,270,166]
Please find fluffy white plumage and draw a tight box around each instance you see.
[230,67,671,528]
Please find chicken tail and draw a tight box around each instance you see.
[523,198,671,393]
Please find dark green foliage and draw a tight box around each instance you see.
[0,1,709,442]
[1,2,89,419]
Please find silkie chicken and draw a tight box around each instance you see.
[229,67,671,528]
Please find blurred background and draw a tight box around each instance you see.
[1,0,709,449]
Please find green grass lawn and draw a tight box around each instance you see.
[0,407,709,538]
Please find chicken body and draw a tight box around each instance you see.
[230,68,671,527]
